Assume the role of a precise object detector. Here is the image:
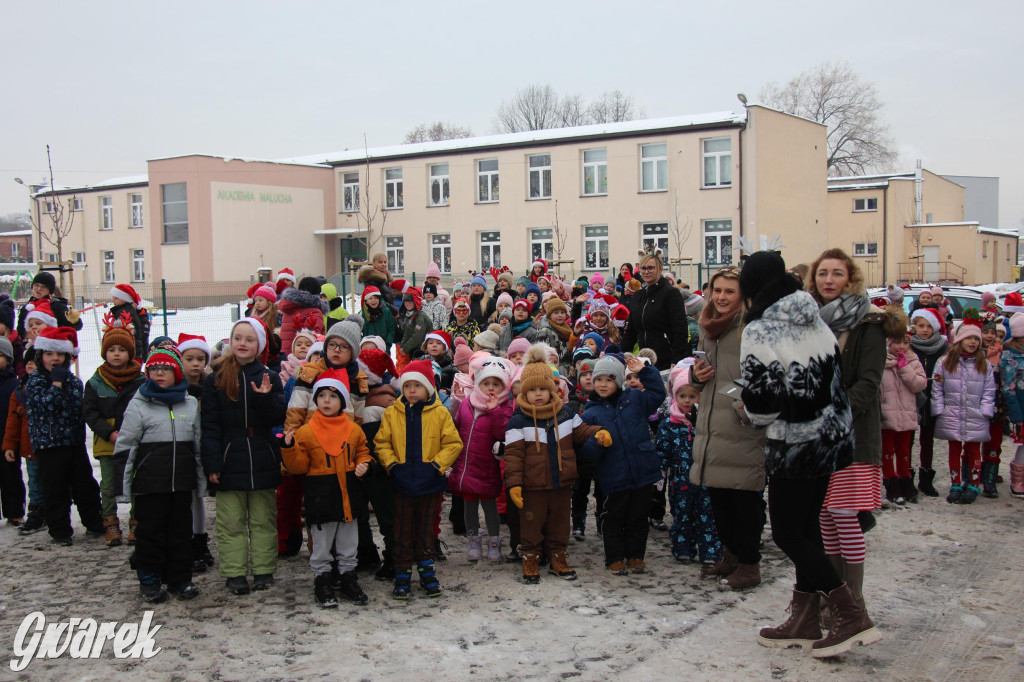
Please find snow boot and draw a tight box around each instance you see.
[882,479,905,506]
[701,547,738,579]
[467,535,482,562]
[314,573,338,608]
[549,552,578,580]
[374,550,395,581]
[719,562,761,591]
[103,516,122,547]
[337,570,369,605]
[18,504,46,535]
[572,524,585,542]
[757,588,822,650]
[139,582,168,604]
[1011,462,1024,498]
[252,574,275,590]
[981,461,999,498]
[628,558,647,574]
[126,517,138,544]
[960,484,980,505]
[899,476,919,504]
[607,561,630,576]
[522,553,541,584]
[946,484,963,504]
[168,581,200,600]
[393,571,412,600]
[487,536,502,563]
[226,576,250,595]
[192,532,214,572]
[918,467,940,497]
[812,583,881,658]
[417,560,442,597]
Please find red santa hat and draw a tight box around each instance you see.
[531,258,548,273]
[110,284,141,307]
[610,303,631,328]
[276,268,296,284]
[390,279,413,295]
[400,358,436,397]
[359,348,397,386]
[176,332,211,359]
[246,283,260,301]
[1002,292,1024,314]
[24,298,58,328]
[312,368,351,408]
[34,326,79,357]
[253,285,277,303]
[910,308,945,336]
[361,285,381,306]
[424,330,453,353]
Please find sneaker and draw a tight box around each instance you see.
[18,508,46,535]
[337,571,369,605]
[628,558,647,574]
[252,574,275,591]
[314,573,338,608]
[226,576,251,595]
[607,561,629,576]
[649,518,668,532]
[140,582,168,604]
[947,484,963,504]
[572,526,585,542]
[549,552,578,580]
[168,582,200,600]
[51,535,73,547]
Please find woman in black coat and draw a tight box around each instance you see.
[620,250,690,369]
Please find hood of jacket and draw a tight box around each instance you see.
[358,265,390,286]
[279,286,329,314]
[762,290,820,328]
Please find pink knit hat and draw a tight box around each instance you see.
[929,285,944,297]
[453,340,474,366]
[496,292,514,309]
[507,337,531,358]
[953,322,982,344]
[426,261,442,280]
[1010,313,1024,339]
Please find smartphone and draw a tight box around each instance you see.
[693,350,708,363]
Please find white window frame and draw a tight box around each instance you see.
[582,148,608,196]
[529,228,553,262]
[528,154,552,200]
[852,242,878,257]
[703,219,734,266]
[44,200,55,214]
[384,168,403,210]
[10,243,19,258]
[702,137,732,188]
[132,249,145,282]
[72,198,83,211]
[102,250,115,283]
[386,236,404,274]
[161,182,188,244]
[430,233,451,274]
[477,159,499,203]
[583,225,610,271]
[342,172,360,213]
[640,143,668,192]
[479,231,501,270]
[73,251,86,265]
[428,163,450,207]
[853,197,878,212]
[641,223,670,264]
[129,193,144,228]
[100,196,114,230]
[46,253,58,263]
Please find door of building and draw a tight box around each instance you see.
[340,236,366,273]
[923,246,940,282]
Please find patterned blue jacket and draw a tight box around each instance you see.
[24,366,85,451]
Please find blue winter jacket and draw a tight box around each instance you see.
[24,365,85,451]
[580,364,667,494]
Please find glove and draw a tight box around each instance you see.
[595,430,613,447]
[896,351,908,369]
[492,441,505,458]
[50,366,69,384]
[509,486,523,509]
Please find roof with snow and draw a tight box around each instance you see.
[31,174,149,198]
[0,230,33,237]
[279,111,747,167]
[146,153,330,168]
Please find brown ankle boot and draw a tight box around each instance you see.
[548,552,578,580]
[700,548,738,579]
[718,562,761,591]
[812,583,881,658]
[757,588,822,650]
[521,553,540,584]
[126,517,138,545]
[103,516,122,547]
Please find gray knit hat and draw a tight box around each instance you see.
[326,316,363,353]
[592,356,625,388]
[474,329,499,351]
[0,337,12,363]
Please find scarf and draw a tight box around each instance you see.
[469,385,507,412]
[910,333,946,357]
[364,304,384,323]
[308,409,353,458]
[700,304,738,341]
[516,397,565,471]
[511,319,533,336]
[818,293,872,335]
[139,378,188,406]
[98,361,142,391]
[545,317,573,342]
[669,403,695,439]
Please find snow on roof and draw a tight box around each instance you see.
[146,153,330,168]
[31,174,149,197]
[978,227,1020,238]
[827,181,889,191]
[906,221,980,228]
[0,230,33,237]
[279,111,746,166]
[827,171,915,183]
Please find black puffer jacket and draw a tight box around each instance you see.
[201,360,286,492]
[17,295,82,337]
[620,277,690,369]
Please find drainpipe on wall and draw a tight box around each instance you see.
[881,186,888,286]
[737,112,745,248]
[914,159,923,225]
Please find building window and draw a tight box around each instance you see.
[161,182,188,243]
[926,213,933,223]
[528,154,552,200]
[641,143,668,192]
[10,243,19,259]
[102,250,115,283]
[530,228,553,262]
[73,251,86,264]
[129,193,144,228]
[386,236,404,274]
[46,253,58,263]
[703,219,733,265]
[384,168,403,209]
[477,159,499,203]
[342,172,360,213]
[702,138,732,188]
[429,163,450,207]
[641,223,670,263]
[582,149,608,196]
[430,233,451,274]
[852,242,878,257]
[479,231,501,270]
[853,198,878,212]
[72,198,83,211]
[583,225,609,270]
[101,196,114,230]
[132,249,145,282]
[44,201,55,214]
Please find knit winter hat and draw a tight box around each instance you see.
[326,317,364,354]
[507,337,532,357]
[910,308,945,335]
[110,284,141,307]
[145,346,184,384]
[35,326,79,357]
[929,286,944,297]
[497,292,514,309]
[292,328,318,352]
[572,345,596,365]
[359,348,397,386]
[953,322,982,344]
[471,275,487,288]
[581,332,605,353]
[498,271,516,289]
[684,292,706,317]
[453,341,475,366]
[102,324,136,359]
[1010,313,1024,339]
[543,296,568,318]
[518,345,558,399]
[426,261,442,280]
[423,282,438,297]
[361,335,387,353]
[670,358,696,392]
[24,298,58,328]
[177,332,211,359]
[298,276,321,296]
[32,271,56,294]
[524,282,542,300]
[592,356,625,388]
[0,297,13,331]
[474,329,499,352]
[886,285,905,303]
[981,292,997,307]
[590,273,605,288]
[512,299,532,315]
[576,358,597,375]
[307,341,324,357]
[475,356,511,389]
[0,337,13,363]
[498,308,513,323]
[313,368,351,408]
[400,358,436,397]
[254,285,277,303]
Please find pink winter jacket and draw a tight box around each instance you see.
[932,355,997,443]
[449,397,513,499]
[879,350,927,432]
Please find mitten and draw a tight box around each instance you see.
[896,351,908,369]
[595,430,613,447]
[50,366,69,384]
[509,486,523,509]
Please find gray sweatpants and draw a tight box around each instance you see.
[309,520,358,576]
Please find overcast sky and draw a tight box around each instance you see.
[3,1,1021,232]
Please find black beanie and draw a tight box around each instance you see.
[739,251,800,324]
[298,276,321,296]
[32,271,56,294]
[423,282,437,297]
[0,298,13,330]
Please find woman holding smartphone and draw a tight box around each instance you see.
[689,266,767,591]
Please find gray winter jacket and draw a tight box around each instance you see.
[119,390,205,497]
[932,355,996,442]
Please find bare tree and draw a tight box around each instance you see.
[760,61,898,176]
[669,190,694,263]
[495,84,562,133]
[587,90,645,124]
[403,121,473,144]
[557,94,589,127]
[35,145,76,291]
[345,135,388,264]
[551,200,567,260]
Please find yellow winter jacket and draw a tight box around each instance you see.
[374,394,462,493]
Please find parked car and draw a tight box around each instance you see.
[868,285,986,325]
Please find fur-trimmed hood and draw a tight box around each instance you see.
[358,265,390,286]
[860,305,907,340]
[279,286,329,314]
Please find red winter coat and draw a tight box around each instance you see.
[449,397,513,499]
[277,288,329,356]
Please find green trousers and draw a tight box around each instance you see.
[215,489,277,578]
[98,455,133,519]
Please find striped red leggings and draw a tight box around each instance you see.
[819,509,865,564]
